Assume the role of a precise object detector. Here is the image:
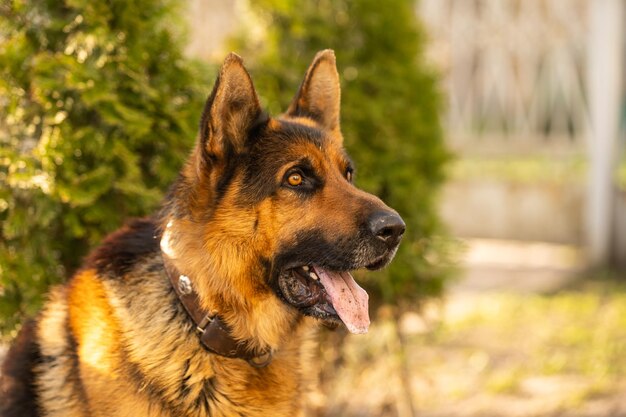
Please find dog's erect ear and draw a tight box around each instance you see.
[199,53,263,159]
[287,49,341,132]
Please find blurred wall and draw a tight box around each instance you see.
[441,181,584,244]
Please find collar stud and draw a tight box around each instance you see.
[163,255,273,367]
[178,274,193,295]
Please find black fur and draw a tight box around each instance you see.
[0,320,42,417]
[271,228,373,281]
[270,120,325,148]
[212,142,236,198]
[65,321,90,414]
[238,122,327,205]
[85,218,160,277]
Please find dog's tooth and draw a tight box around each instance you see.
[302,266,309,272]
[309,272,318,280]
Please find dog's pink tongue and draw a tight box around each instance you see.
[315,267,370,334]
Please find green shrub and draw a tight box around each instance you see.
[0,0,209,338]
[0,0,452,339]
[231,0,453,304]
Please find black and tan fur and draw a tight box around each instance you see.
[0,50,404,417]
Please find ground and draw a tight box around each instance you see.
[315,239,626,417]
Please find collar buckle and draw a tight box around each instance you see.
[196,310,218,334]
[162,254,273,367]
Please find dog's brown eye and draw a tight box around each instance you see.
[346,169,353,183]
[287,173,303,186]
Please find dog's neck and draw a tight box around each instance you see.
[162,253,274,367]
[159,216,305,355]
[117,252,319,417]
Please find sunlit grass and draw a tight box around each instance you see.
[450,156,587,183]
[448,155,587,184]
[318,278,626,416]
[450,154,626,192]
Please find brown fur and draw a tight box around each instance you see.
[0,50,403,416]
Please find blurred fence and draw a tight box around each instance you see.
[419,0,589,153]
[189,0,593,153]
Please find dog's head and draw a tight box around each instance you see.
[164,51,404,335]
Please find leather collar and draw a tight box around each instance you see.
[161,254,272,367]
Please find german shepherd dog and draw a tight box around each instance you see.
[0,50,405,417]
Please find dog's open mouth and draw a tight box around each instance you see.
[278,265,370,334]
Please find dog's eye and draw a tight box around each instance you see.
[287,173,303,187]
[346,168,354,183]
[283,164,320,192]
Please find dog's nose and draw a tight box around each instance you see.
[367,211,406,247]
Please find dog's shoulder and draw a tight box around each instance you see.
[0,320,42,417]
[0,218,162,417]
[85,217,161,278]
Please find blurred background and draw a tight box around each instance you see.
[2,0,626,416]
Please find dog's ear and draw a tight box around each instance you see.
[287,49,341,132]
[199,53,263,159]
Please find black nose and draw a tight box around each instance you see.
[367,211,406,247]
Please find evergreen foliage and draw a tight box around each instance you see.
[0,0,208,337]
[0,0,452,338]
[232,0,453,303]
